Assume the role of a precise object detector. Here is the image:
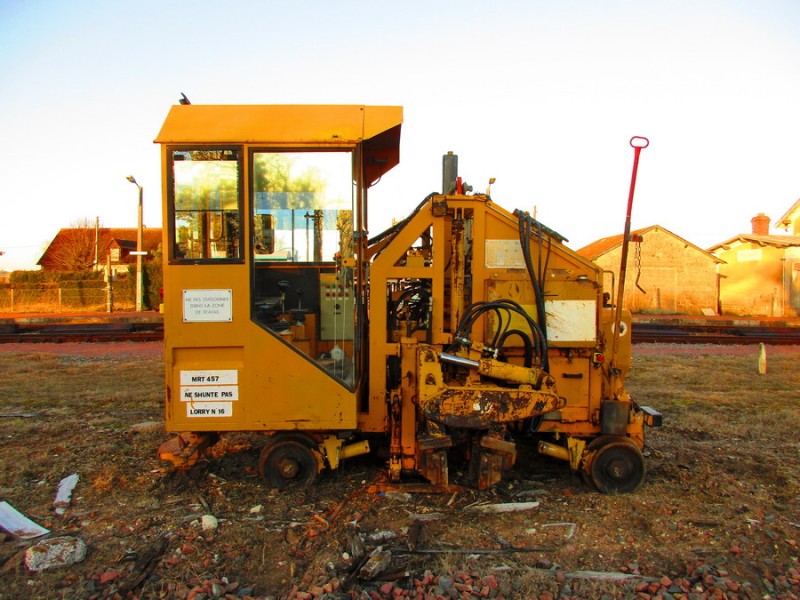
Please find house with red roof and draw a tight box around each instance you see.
[38,227,162,276]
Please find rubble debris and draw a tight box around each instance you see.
[24,536,87,572]
[0,501,49,539]
[53,473,80,516]
[201,514,219,531]
[407,520,423,551]
[366,529,396,542]
[382,491,412,502]
[344,524,366,562]
[358,546,392,580]
[118,536,169,594]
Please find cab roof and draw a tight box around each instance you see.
[155,104,402,185]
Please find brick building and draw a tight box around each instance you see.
[708,214,800,317]
[579,225,722,315]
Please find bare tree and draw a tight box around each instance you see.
[44,218,102,272]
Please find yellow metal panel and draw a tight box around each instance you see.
[243,324,358,430]
[162,262,358,432]
[155,104,402,145]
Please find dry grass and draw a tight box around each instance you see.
[0,349,161,413]
[0,342,798,599]
[628,344,800,440]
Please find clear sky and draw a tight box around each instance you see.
[1,0,799,271]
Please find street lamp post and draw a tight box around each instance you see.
[126,176,144,312]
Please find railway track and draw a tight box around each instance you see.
[632,322,800,345]
[1,320,799,345]
[0,322,163,344]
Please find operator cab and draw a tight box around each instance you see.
[156,105,401,439]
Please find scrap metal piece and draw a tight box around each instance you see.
[471,435,517,490]
[0,501,49,540]
[158,432,218,467]
[54,473,80,516]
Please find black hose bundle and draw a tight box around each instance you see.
[515,211,556,372]
[453,299,546,368]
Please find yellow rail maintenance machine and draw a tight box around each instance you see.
[155,103,661,493]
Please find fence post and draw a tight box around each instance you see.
[106,253,114,313]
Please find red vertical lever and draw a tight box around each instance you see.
[611,136,649,373]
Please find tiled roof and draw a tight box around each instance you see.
[578,225,722,263]
[38,227,162,268]
[707,233,800,252]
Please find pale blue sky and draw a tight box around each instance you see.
[1,0,799,270]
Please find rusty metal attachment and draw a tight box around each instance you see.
[158,432,218,467]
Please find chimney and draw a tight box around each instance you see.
[751,213,770,235]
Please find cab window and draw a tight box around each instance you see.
[252,152,353,263]
[169,148,242,262]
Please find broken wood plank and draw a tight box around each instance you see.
[402,512,445,522]
[389,545,550,555]
[465,501,540,514]
[368,483,467,494]
[534,568,659,584]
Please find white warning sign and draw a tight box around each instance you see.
[180,386,239,401]
[180,369,238,418]
[186,402,233,417]
[183,289,233,322]
[180,370,238,385]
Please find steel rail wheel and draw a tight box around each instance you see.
[259,434,319,488]
[587,437,645,494]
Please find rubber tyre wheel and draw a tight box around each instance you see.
[589,438,645,494]
[259,439,318,488]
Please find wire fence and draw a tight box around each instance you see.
[0,283,136,313]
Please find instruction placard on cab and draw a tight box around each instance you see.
[183,289,233,322]
[180,369,238,418]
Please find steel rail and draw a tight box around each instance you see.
[1,321,799,345]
